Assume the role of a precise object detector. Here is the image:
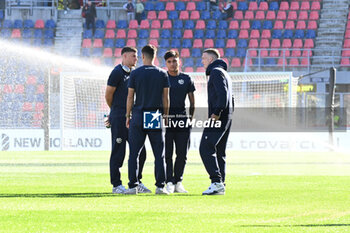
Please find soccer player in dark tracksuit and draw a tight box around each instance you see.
[200,48,234,195]
[105,47,150,194]
[125,44,170,195]
[163,50,195,194]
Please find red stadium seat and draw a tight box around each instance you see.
[289,58,299,66]
[26,76,37,84]
[158,11,168,20]
[309,11,319,20]
[82,39,92,48]
[250,30,260,39]
[244,11,254,20]
[184,67,194,72]
[296,21,306,30]
[140,20,150,29]
[93,39,103,48]
[291,49,301,57]
[287,11,297,20]
[226,39,236,48]
[341,58,350,66]
[35,102,44,112]
[147,11,157,20]
[345,30,350,38]
[249,2,258,11]
[102,49,113,58]
[105,29,115,38]
[293,39,303,48]
[149,39,158,47]
[14,85,24,93]
[301,58,310,66]
[193,39,203,48]
[240,20,250,30]
[179,11,189,20]
[196,67,205,72]
[266,11,276,20]
[282,39,292,48]
[190,11,200,20]
[300,1,310,10]
[261,30,271,39]
[36,84,45,94]
[229,20,239,29]
[277,58,287,66]
[239,30,249,39]
[106,20,116,28]
[231,58,241,67]
[204,39,214,48]
[234,11,243,20]
[23,102,33,111]
[260,49,268,57]
[279,1,289,10]
[290,1,299,10]
[255,11,265,20]
[114,58,122,65]
[165,2,175,11]
[274,21,284,30]
[217,48,224,57]
[311,2,321,10]
[259,39,270,48]
[195,20,205,29]
[271,39,281,48]
[186,2,196,11]
[126,39,136,47]
[248,39,258,48]
[149,30,159,38]
[298,11,308,20]
[129,20,138,29]
[116,29,126,38]
[304,39,314,48]
[3,85,12,93]
[307,21,317,30]
[183,30,193,39]
[180,48,190,57]
[302,50,313,57]
[231,2,237,10]
[162,20,172,29]
[276,11,286,20]
[114,48,122,57]
[285,21,295,30]
[127,29,137,38]
[35,19,44,28]
[248,49,257,57]
[259,2,268,10]
[11,29,21,38]
[281,50,291,57]
[151,20,161,29]
[269,50,279,57]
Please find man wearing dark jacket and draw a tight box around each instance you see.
[82,0,96,34]
[200,48,234,195]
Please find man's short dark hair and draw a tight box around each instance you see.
[164,50,179,61]
[121,46,137,55]
[203,48,220,59]
[142,44,157,59]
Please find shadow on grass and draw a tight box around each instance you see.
[239,224,350,227]
[0,193,202,198]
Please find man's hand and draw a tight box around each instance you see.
[104,115,111,128]
[210,114,220,121]
[126,116,130,129]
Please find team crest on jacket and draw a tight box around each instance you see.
[178,79,184,85]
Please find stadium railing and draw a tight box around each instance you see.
[5,0,57,16]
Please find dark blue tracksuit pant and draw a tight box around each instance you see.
[165,128,191,183]
[109,114,146,187]
[128,114,166,188]
[199,118,231,184]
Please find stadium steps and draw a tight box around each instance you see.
[54,10,83,57]
[312,0,349,68]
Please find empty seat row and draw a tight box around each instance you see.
[1,19,55,29]
[144,2,206,11]
[0,29,54,39]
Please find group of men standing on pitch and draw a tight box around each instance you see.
[105,44,233,195]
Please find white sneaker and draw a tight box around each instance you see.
[137,183,152,193]
[166,182,175,193]
[124,187,138,195]
[155,187,169,195]
[202,182,225,195]
[112,185,126,194]
[175,182,188,193]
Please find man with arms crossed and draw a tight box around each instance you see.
[125,45,170,195]
[163,50,195,193]
[200,48,234,195]
[105,46,151,194]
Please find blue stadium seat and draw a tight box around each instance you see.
[251,20,262,30]
[266,58,276,66]
[144,2,154,11]
[158,48,167,57]
[168,11,178,20]
[155,2,165,11]
[192,48,201,58]
[263,21,273,29]
[254,58,264,66]
[160,39,170,48]
[207,20,216,29]
[196,2,206,11]
[115,39,126,48]
[237,48,246,58]
[22,38,32,44]
[161,29,171,39]
[194,30,204,39]
[173,20,183,29]
[137,39,148,48]
[200,11,210,20]
[306,30,316,39]
[0,28,11,38]
[83,29,93,38]
[217,30,226,39]
[171,39,181,48]
[104,58,114,66]
[215,39,225,48]
[24,19,34,28]
[117,20,128,29]
[269,1,279,10]
[183,58,194,67]
[218,20,228,29]
[237,39,248,48]
[81,48,91,57]
[195,58,203,67]
[22,29,32,38]
[13,19,23,28]
[92,48,103,57]
[0,10,3,20]
[283,30,293,39]
[184,20,195,29]
[94,30,104,38]
[95,19,105,28]
[228,30,238,39]
[205,30,215,39]
[212,10,221,20]
[35,94,44,102]
[45,19,55,29]
[272,30,282,39]
[238,2,248,11]
[172,29,182,39]
[44,29,54,39]
[43,38,53,46]
[26,85,36,96]
[226,48,235,57]
[104,39,114,48]
[182,39,192,48]
[139,29,149,38]
[2,20,12,28]
[175,2,186,11]
[33,38,43,46]
[294,30,304,39]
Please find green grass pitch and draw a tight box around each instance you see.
[0,150,350,232]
